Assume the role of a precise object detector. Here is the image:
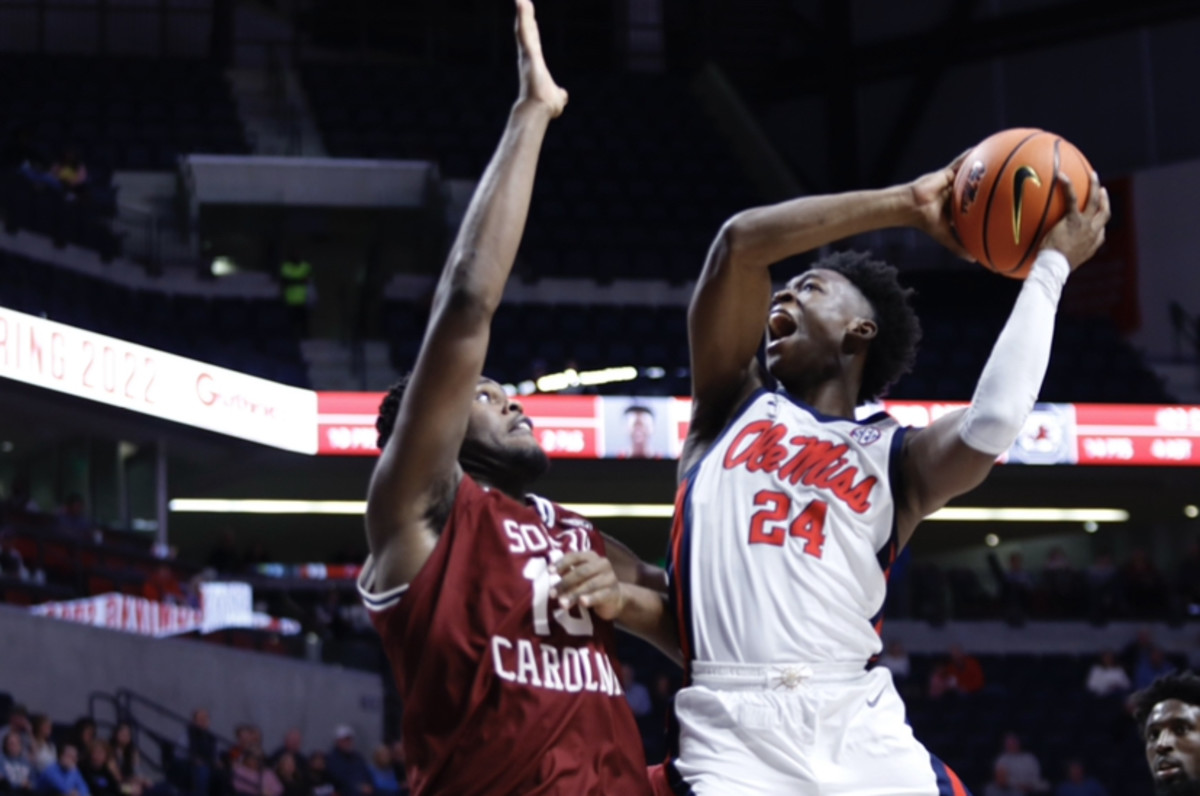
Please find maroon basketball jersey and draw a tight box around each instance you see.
[358,474,652,796]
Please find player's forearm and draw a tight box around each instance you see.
[434,100,553,316]
[720,185,919,271]
[616,584,681,665]
[960,250,1070,455]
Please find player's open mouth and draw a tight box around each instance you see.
[1156,761,1183,779]
[767,309,798,343]
[510,418,534,434]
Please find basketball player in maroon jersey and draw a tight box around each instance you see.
[358,2,671,794]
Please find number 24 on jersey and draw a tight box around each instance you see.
[747,490,828,558]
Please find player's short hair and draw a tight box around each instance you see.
[376,373,413,450]
[1133,671,1200,732]
[808,250,921,404]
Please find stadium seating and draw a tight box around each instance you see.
[0,55,249,171]
[301,64,757,282]
[381,277,1171,403]
[0,250,309,388]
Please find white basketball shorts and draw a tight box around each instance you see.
[662,661,971,796]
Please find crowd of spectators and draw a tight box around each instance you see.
[899,541,1200,625]
[177,710,408,796]
[0,697,410,796]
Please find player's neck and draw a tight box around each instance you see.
[469,469,528,501]
[780,376,859,420]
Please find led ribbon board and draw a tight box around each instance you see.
[0,306,318,454]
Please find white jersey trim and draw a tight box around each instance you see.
[356,554,409,613]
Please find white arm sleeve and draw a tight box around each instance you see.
[958,249,1071,456]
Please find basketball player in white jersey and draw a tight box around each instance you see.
[662,157,1110,794]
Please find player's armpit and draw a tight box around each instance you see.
[896,409,997,546]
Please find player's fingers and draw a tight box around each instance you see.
[554,551,593,573]
[1086,170,1102,212]
[1095,186,1111,226]
[557,573,616,608]
[1057,172,1079,216]
[554,561,604,595]
[948,147,972,173]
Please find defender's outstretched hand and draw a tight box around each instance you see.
[1039,170,1110,270]
[908,149,975,261]
[515,0,567,117]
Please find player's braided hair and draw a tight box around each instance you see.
[376,373,413,450]
[1133,671,1200,732]
[808,250,921,405]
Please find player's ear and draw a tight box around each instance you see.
[848,317,877,342]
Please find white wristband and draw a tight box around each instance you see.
[958,249,1070,456]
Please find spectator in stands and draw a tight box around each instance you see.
[183,708,218,796]
[1086,550,1119,620]
[233,751,281,796]
[387,742,406,796]
[1176,541,1200,612]
[274,754,308,796]
[71,724,94,761]
[1086,651,1132,697]
[314,591,348,641]
[269,731,306,775]
[1,731,34,792]
[207,530,242,575]
[142,565,183,604]
[325,727,370,796]
[1122,548,1168,618]
[0,707,33,756]
[305,753,335,796]
[994,732,1048,793]
[4,477,40,517]
[1135,647,1178,691]
[366,748,398,796]
[1042,547,1081,617]
[984,763,1023,796]
[879,640,911,683]
[36,744,89,796]
[54,495,92,540]
[244,543,270,573]
[78,741,122,796]
[109,723,149,792]
[185,710,217,766]
[28,717,56,773]
[279,252,314,337]
[1123,629,1157,675]
[50,148,88,199]
[1000,552,1034,617]
[929,644,985,698]
[1054,759,1107,796]
[620,664,652,720]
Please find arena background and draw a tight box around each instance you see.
[3,0,1200,793]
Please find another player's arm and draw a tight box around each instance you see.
[897,171,1111,545]
[364,0,567,591]
[553,551,681,665]
[683,156,971,476]
[601,533,669,593]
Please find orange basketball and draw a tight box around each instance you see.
[951,128,1092,279]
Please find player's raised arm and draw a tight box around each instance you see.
[683,158,971,471]
[365,0,567,592]
[897,170,1111,544]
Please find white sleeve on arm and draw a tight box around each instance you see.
[958,249,1071,456]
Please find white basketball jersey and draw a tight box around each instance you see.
[671,388,908,666]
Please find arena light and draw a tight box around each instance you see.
[536,367,638,393]
[169,500,1130,523]
[925,507,1129,522]
[169,499,366,514]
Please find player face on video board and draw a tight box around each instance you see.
[624,405,656,458]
